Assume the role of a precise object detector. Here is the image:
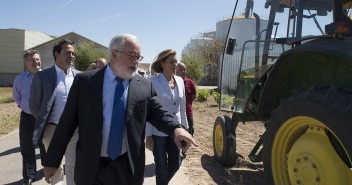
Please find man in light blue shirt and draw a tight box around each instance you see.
[13,49,46,185]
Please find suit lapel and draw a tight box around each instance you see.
[48,66,57,92]
[158,74,173,98]
[88,69,105,110]
[125,76,141,122]
[174,76,182,98]
[45,66,57,107]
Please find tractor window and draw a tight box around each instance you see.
[218,0,336,113]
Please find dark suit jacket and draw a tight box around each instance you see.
[29,65,79,145]
[44,67,181,185]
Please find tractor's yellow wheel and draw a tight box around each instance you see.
[263,88,352,185]
[214,122,224,157]
[213,115,237,166]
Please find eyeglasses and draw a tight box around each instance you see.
[114,49,144,62]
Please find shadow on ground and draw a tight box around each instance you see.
[4,169,44,185]
[201,154,266,185]
[0,147,20,157]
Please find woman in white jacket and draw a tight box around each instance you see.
[145,49,188,185]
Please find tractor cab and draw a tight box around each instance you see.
[219,0,352,121]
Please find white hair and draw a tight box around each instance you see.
[107,33,139,62]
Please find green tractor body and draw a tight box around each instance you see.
[213,0,352,184]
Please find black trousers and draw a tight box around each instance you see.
[187,116,194,136]
[19,111,46,179]
[93,153,141,185]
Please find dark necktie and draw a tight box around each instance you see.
[107,77,125,160]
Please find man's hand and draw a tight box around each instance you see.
[146,136,154,151]
[174,128,199,152]
[43,166,58,184]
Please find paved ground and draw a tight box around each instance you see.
[0,129,190,185]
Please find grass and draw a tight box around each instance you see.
[0,87,19,137]
[0,114,20,137]
[0,87,14,103]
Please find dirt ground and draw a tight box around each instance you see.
[0,102,21,136]
[1,96,267,185]
[0,102,20,117]
[184,96,267,185]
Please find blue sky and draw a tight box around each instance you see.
[1,0,333,63]
[1,0,255,63]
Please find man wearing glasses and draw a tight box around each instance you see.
[42,33,197,185]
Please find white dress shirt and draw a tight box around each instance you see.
[48,65,74,124]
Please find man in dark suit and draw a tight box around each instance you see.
[43,33,197,185]
[30,39,80,185]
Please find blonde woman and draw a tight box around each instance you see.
[145,49,188,185]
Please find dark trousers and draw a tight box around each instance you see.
[152,135,181,185]
[93,153,140,185]
[187,116,194,136]
[19,111,46,179]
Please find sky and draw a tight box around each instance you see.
[1,0,253,63]
[1,0,334,63]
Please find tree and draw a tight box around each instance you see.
[181,32,225,85]
[181,53,204,83]
[188,33,225,66]
[74,42,107,71]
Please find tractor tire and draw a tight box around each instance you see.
[213,115,237,166]
[263,87,352,185]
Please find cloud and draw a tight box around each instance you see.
[89,13,127,26]
[48,0,73,19]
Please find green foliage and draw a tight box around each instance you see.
[181,53,204,83]
[213,91,220,105]
[74,43,107,71]
[221,94,234,107]
[0,88,14,103]
[196,89,210,102]
[213,91,233,107]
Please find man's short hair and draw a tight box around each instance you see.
[52,39,74,60]
[23,49,39,60]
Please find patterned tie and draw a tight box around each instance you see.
[107,77,125,160]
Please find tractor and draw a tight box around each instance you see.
[213,0,352,184]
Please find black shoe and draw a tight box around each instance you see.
[23,178,34,185]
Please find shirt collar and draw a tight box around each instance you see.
[106,64,127,84]
[25,69,41,77]
[24,70,31,77]
[55,64,72,75]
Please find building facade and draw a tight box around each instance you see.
[0,29,106,86]
[29,32,107,70]
[0,29,53,86]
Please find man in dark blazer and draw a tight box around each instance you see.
[30,39,80,185]
[43,34,197,185]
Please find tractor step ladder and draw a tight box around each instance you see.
[248,133,264,162]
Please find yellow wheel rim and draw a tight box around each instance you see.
[271,116,352,185]
[214,123,224,157]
